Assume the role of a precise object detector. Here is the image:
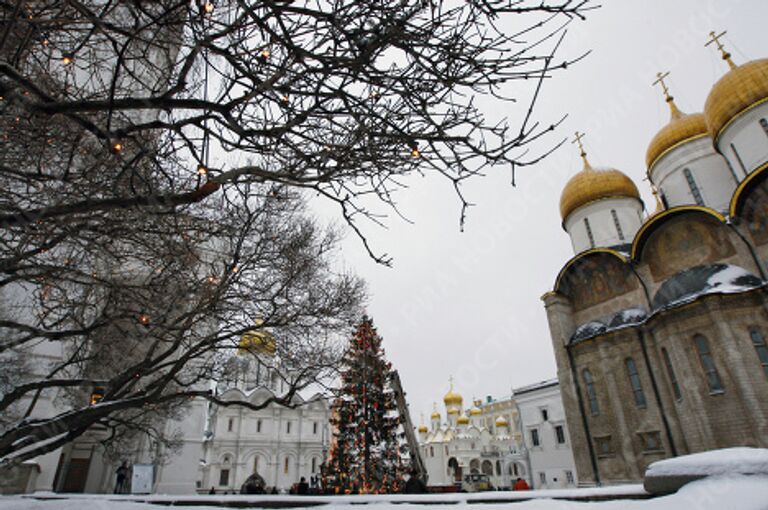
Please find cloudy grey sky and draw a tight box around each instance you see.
[316,0,768,424]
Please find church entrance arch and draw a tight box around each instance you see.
[447,457,462,482]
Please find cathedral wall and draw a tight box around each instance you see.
[651,137,735,213]
[644,293,768,454]
[718,103,768,179]
[570,331,668,484]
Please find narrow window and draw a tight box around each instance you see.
[583,369,599,416]
[555,425,566,445]
[227,417,234,432]
[539,472,546,485]
[256,419,262,433]
[284,457,289,474]
[531,428,540,447]
[313,422,318,434]
[584,218,595,248]
[625,358,647,408]
[694,335,724,393]
[311,458,317,473]
[683,168,704,206]
[761,118,768,137]
[750,327,768,378]
[496,460,501,476]
[724,157,740,183]
[731,143,748,176]
[640,431,662,451]
[661,348,682,401]
[611,209,625,241]
[219,469,230,486]
[254,456,259,473]
[541,409,548,422]
[430,446,434,457]
[565,470,574,484]
[286,421,291,434]
[595,436,613,456]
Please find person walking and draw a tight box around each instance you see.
[297,476,309,495]
[404,470,428,494]
[208,486,216,495]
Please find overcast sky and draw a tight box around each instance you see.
[313,0,768,425]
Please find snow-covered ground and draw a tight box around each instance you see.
[1,475,767,510]
[646,447,768,477]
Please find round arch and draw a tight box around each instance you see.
[554,248,628,293]
[631,206,726,261]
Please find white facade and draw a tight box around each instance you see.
[564,197,644,254]
[514,380,578,490]
[717,103,768,178]
[650,136,736,213]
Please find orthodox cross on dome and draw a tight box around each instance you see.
[572,131,591,169]
[653,71,673,102]
[706,30,737,70]
[448,375,454,390]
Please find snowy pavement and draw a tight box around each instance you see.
[1,475,767,510]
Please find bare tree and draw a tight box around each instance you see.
[0,0,593,466]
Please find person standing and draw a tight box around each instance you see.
[114,462,129,494]
[513,477,530,491]
[404,470,428,494]
[297,476,309,495]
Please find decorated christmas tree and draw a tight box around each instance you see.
[322,316,409,494]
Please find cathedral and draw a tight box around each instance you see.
[542,32,768,485]
[417,379,578,490]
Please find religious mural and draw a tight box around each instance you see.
[640,212,735,281]
[558,252,639,311]
[740,175,768,246]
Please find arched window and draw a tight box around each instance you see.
[582,369,599,416]
[430,446,434,457]
[253,456,259,473]
[694,334,724,392]
[661,348,682,401]
[584,218,595,248]
[481,460,494,476]
[611,209,625,241]
[683,168,704,206]
[311,457,317,473]
[625,358,647,408]
[750,327,768,378]
[284,457,290,474]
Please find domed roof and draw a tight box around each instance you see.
[457,414,470,425]
[447,407,460,415]
[495,415,509,427]
[704,58,768,142]
[238,323,276,356]
[430,410,441,420]
[443,382,463,406]
[559,136,641,221]
[469,406,482,416]
[418,424,428,433]
[647,101,708,170]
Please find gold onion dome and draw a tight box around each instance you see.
[457,414,470,425]
[470,406,482,416]
[238,321,276,355]
[431,408,441,420]
[418,424,428,433]
[646,86,708,169]
[703,32,768,142]
[560,133,641,221]
[495,415,509,427]
[447,407,460,415]
[443,382,463,406]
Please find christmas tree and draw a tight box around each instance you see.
[323,316,408,494]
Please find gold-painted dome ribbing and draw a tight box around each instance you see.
[470,406,482,416]
[430,410,441,420]
[443,381,463,406]
[238,325,276,355]
[704,58,768,142]
[457,414,470,425]
[447,407,460,415]
[559,165,641,220]
[495,415,509,427]
[418,424,428,433]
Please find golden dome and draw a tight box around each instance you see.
[495,415,509,427]
[447,407,460,415]
[443,381,463,406]
[457,414,470,425]
[418,424,428,433]
[430,410,441,420]
[559,135,641,221]
[646,101,708,170]
[704,58,768,142]
[470,406,482,416]
[238,324,276,355]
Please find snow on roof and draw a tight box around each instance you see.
[646,447,768,478]
[652,264,763,310]
[512,378,559,395]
